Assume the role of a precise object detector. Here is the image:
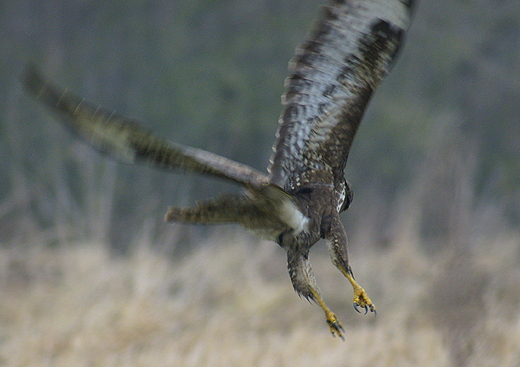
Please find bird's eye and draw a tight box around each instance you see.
[297,187,314,195]
[339,181,353,212]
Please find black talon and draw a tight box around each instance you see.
[364,305,368,315]
[333,323,345,341]
[353,303,361,313]
[330,322,345,341]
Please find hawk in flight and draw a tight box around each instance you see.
[23,0,415,339]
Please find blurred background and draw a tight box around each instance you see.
[1,0,520,365]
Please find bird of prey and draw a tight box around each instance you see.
[23,0,415,339]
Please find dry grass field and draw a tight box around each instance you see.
[1,229,519,367]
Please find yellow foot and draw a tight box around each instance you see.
[325,310,345,340]
[353,286,376,316]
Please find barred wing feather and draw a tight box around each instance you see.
[268,0,415,189]
[22,67,268,189]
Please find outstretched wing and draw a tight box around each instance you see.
[22,67,268,188]
[268,0,415,189]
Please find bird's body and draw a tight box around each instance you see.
[23,0,416,338]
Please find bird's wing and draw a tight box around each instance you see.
[22,67,268,188]
[268,0,415,189]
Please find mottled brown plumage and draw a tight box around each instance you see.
[22,0,415,339]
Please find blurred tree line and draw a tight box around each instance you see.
[1,0,519,252]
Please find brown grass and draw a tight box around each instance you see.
[1,231,519,366]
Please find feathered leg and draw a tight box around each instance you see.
[326,216,376,315]
[287,249,345,339]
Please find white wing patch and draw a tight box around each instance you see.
[279,199,309,235]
